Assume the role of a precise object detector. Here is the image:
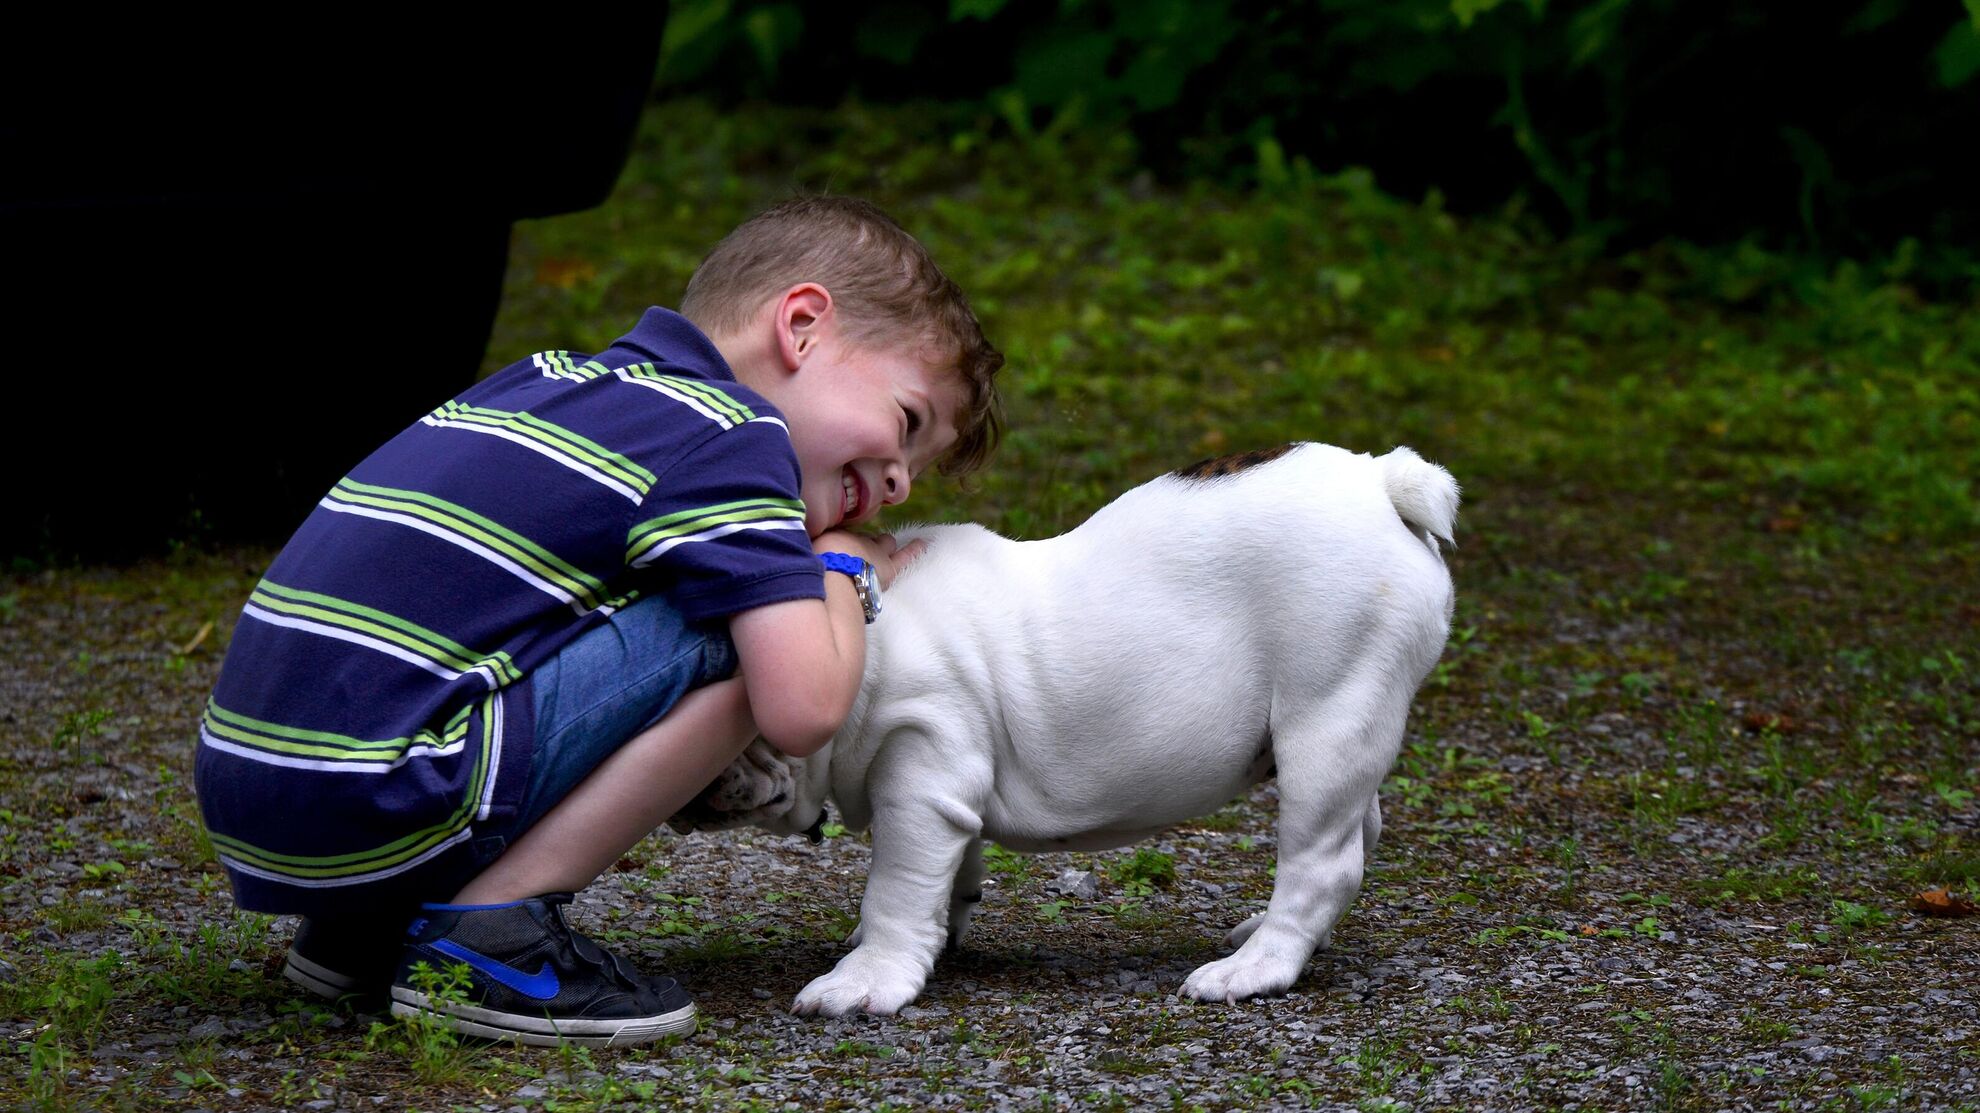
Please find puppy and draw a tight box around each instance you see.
[677,443,1458,1015]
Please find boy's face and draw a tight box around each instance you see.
[774,326,966,537]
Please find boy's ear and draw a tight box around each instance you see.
[775,283,835,373]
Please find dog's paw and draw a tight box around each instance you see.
[1179,953,1299,1004]
[791,950,924,1017]
[1225,912,1265,950]
[707,741,795,813]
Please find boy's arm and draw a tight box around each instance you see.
[729,530,919,757]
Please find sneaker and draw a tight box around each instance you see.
[283,917,405,1001]
[389,893,697,1047]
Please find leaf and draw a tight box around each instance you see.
[1937,19,1980,87]
[1909,888,1979,918]
[1742,710,1800,734]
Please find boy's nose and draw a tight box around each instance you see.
[881,465,910,506]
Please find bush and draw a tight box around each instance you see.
[656,0,1980,280]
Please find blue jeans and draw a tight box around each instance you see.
[498,595,738,842]
[301,597,735,931]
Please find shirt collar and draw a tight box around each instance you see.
[604,307,734,379]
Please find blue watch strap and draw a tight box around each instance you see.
[817,552,865,577]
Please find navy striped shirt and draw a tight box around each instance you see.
[193,308,824,915]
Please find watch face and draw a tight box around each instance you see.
[859,564,881,621]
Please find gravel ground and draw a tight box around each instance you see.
[3,526,1976,1111]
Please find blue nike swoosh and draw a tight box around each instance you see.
[429,939,561,1000]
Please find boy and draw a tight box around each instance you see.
[193,196,1004,1046]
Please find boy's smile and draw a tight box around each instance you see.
[786,337,964,535]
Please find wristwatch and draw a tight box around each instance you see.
[817,552,882,624]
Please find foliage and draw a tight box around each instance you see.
[493,99,1979,547]
[654,0,1980,268]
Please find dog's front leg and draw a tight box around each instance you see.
[793,793,978,1017]
[841,835,985,952]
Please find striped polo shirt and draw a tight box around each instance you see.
[193,308,824,916]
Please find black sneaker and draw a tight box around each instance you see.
[283,917,405,1001]
[389,893,697,1047]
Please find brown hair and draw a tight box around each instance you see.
[681,196,1004,476]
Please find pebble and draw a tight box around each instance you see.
[1048,869,1100,900]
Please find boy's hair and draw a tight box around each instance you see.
[681,196,1004,476]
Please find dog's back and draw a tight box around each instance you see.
[862,443,1458,845]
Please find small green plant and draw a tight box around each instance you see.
[828,1039,895,1059]
[982,842,1033,881]
[1345,1034,1410,1096]
[1468,989,1514,1019]
[25,1027,68,1108]
[1739,1010,1795,1041]
[1625,770,1713,828]
[1553,835,1584,902]
[366,960,484,1083]
[1650,1056,1693,1112]
[21,951,122,1050]
[50,707,112,751]
[1619,671,1660,702]
[1105,848,1176,896]
[1826,899,1893,939]
[1694,864,1822,904]
[79,860,126,883]
[1188,803,1249,831]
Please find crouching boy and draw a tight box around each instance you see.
[193,196,1003,1045]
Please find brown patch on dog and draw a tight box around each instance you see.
[1173,443,1297,482]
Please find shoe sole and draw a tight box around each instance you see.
[389,987,698,1048]
[284,948,370,1000]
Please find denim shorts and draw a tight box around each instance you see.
[494,595,738,842]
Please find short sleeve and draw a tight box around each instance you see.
[626,419,824,621]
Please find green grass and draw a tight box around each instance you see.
[491,101,1978,551]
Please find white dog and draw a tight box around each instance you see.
[674,443,1458,1015]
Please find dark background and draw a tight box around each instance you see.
[656,0,1978,264]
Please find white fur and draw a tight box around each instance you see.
[685,443,1458,1015]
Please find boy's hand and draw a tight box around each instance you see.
[813,530,926,589]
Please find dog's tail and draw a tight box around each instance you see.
[1379,447,1460,550]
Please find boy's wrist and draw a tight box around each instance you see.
[817,552,881,624]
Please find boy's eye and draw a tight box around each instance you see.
[904,406,922,436]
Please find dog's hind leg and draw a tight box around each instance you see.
[1182,688,1405,1003]
[946,838,986,951]
[1362,793,1383,863]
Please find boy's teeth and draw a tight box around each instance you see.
[842,474,857,517]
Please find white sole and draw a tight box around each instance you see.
[390,987,698,1048]
[283,949,362,999]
